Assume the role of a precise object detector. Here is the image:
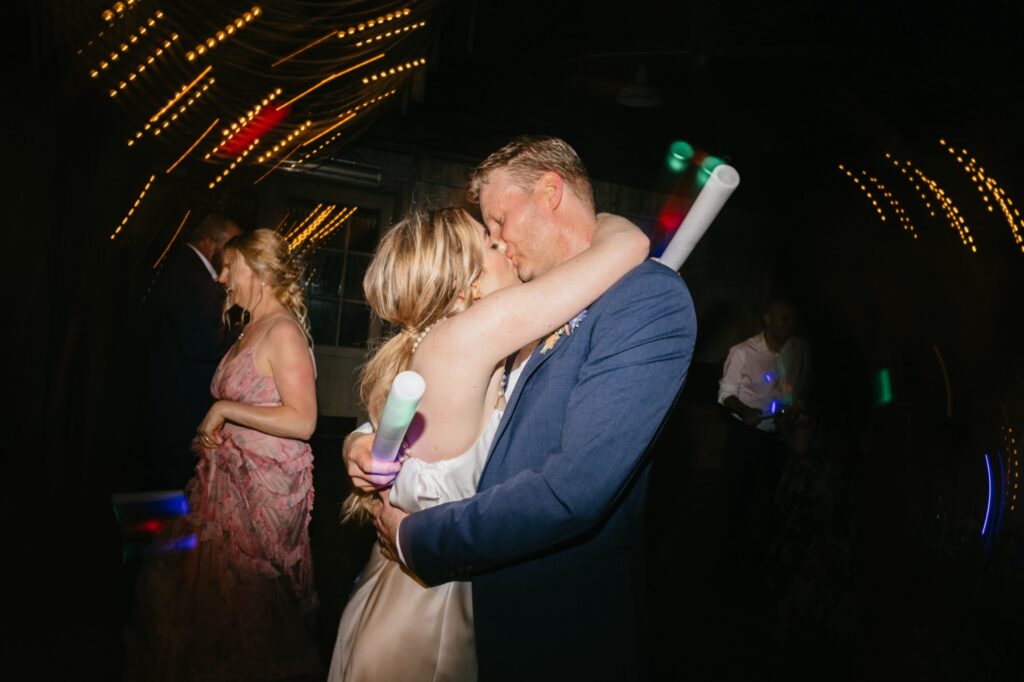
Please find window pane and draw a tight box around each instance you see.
[349,210,381,253]
[339,301,370,348]
[308,296,340,346]
[343,254,371,301]
[307,249,343,297]
[319,225,347,250]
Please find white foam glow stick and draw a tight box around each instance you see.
[370,371,426,463]
[656,164,741,271]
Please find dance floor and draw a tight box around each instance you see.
[12,402,1022,680]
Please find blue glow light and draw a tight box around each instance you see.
[152,534,198,554]
[981,453,993,537]
[769,399,780,416]
[112,490,190,520]
[764,372,774,384]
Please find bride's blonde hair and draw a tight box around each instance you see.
[222,229,311,340]
[343,207,484,522]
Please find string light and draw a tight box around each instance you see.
[154,78,214,135]
[294,207,356,258]
[271,9,417,68]
[256,121,311,164]
[940,138,1024,254]
[337,8,413,38]
[272,30,337,67]
[361,57,426,85]
[1004,425,1019,513]
[302,112,356,147]
[110,174,155,240]
[90,10,165,79]
[205,88,283,159]
[147,65,213,125]
[153,209,191,268]
[108,32,180,97]
[886,153,976,252]
[84,3,445,193]
[288,204,337,250]
[279,53,385,108]
[166,118,220,173]
[294,206,359,257]
[128,77,215,145]
[837,163,890,225]
[185,6,262,62]
[351,20,427,48]
[101,0,141,23]
[858,170,918,238]
[284,203,325,242]
[208,138,261,189]
[253,142,302,185]
[297,89,397,164]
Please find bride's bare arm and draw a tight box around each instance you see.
[441,213,648,365]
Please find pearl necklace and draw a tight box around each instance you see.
[410,315,450,354]
[410,315,506,407]
[495,365,506,407]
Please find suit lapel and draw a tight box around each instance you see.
[483,321,579,477]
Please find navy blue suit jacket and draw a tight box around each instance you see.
[399,259,696,680]
[130,246,238,489]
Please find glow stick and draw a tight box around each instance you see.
[370,371,426,463]
[656,164,741,271]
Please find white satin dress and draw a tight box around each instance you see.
[327,364,522,682]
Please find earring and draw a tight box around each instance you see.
[260,281,266,288]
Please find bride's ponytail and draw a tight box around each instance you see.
[341,208,484,524]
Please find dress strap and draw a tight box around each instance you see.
[248,315,318,378]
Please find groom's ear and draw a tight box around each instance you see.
[535,171,563,211]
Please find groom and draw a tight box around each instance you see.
[346,136,696,679]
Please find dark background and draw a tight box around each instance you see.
[7,1,1024,679]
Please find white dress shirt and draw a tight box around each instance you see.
[718,331,808,433]
[186,243,219,280]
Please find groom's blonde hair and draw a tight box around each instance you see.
[469,135,594,211]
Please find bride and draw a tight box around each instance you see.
[327,206,648,681]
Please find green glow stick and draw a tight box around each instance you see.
[371,371,426,462]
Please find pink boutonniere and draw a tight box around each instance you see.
[540,310,588,355]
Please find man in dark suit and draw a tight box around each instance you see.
[129,214,242,491]
[349,137,696,680]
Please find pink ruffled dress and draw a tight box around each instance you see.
[125,321,320,681]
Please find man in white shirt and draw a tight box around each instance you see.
[718,298,809,573]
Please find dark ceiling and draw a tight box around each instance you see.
[363,1,1024,198]
[14,1,1024,213]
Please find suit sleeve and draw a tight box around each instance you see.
[152,257,236,362]
[399,268,697,585]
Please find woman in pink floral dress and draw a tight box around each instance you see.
[125,229,320,681]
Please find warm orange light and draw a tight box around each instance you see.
[279,54,386,108]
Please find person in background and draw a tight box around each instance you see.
[718,297,810,574]
[127,213,243,491]
[124,229,321,681]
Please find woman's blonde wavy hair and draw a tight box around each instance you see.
[342,207,485,523]
[222,228,311,341]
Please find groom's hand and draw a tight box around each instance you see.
[343,431,402,491]
[374,489,409,563]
